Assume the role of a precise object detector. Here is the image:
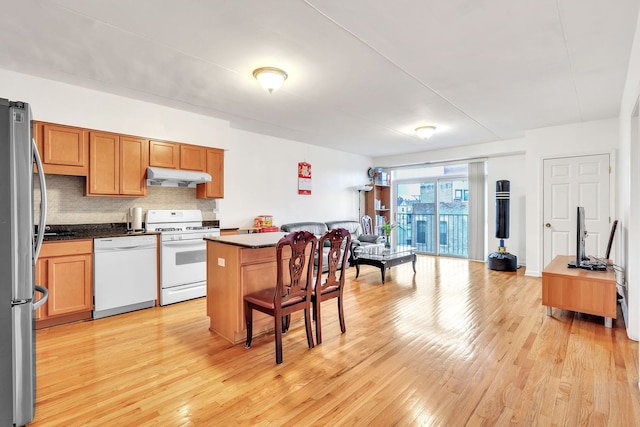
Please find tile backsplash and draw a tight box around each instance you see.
[35,175,216,225]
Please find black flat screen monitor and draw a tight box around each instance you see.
[567,206,606,270]
[568,206,588,268]
[577,206,588,266]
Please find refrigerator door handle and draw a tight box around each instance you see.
[33,285,48,310]
[32,138,47,260]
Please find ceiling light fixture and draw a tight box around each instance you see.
[252,67,288,94]
[415,125,437,140]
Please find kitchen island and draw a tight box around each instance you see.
[205,232,288,344]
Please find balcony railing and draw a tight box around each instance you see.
[396,212,468,256]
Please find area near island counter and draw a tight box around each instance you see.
[205,232,295,344]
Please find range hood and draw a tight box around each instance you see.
[146,167,211,188]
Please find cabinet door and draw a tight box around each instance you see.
[47,254,92,317]
[180,144,206,171]
[88,131,120,195]
[34,258,47,321]
[149,140,179,169]
[33,121,44,164]
[196,148,225,199]
[120,136,148,196]
[40,123,89,176]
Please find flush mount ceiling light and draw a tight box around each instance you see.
[415,125,437,140]
[252,67,288,94]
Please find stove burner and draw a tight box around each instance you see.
[186,226,215,230]
[156,227,182,232]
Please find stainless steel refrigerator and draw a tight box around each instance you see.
[0,98,48,426]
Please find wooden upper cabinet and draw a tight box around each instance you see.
[149,140,179,169]
[180,144,206,171]
[33,120,222,199]
[88,133,149,197]
[88,131,120,196]
[120,136,148,196]
[197,148,224,199]
[33,122,89,176]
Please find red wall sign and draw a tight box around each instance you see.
[298,162,311,195]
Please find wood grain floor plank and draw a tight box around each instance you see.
[30,256,640,426]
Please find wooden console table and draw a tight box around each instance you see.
[542,255,616,328]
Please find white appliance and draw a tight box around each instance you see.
[1,98,49,426]
[145,210,220,306]
[93,235,157,319]
[146,167,211,188]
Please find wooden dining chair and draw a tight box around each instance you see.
[244,231,317,364]
[313,228,351,344]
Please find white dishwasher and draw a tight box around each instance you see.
[93,235,158,319]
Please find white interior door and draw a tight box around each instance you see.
[543,154,611,268]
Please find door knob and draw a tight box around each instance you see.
[545,223,551,228]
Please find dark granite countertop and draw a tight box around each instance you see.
[204,232,286,248]
[38,223,160,242]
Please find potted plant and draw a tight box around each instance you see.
[381,221,396,249]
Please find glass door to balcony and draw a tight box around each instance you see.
[397,181,435,253]
[396,178,468,257]
[438,179,468,256]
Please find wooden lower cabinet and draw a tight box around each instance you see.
[35,240,93,329]
[206,241,276,344]
[206,239,296,344]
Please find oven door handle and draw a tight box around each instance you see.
[162,240,206,248]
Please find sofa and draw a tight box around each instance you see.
[279,220,384,270]
[324,220,383,248]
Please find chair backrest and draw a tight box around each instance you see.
[605,220,618,259]
[279,222,328,235]
[276,231,317,304]
[361,215,373,235]
[325,220,362,240]
[316,228,351,291]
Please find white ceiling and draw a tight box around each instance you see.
[1,0,638,157]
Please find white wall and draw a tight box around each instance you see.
[0,69,372,227]
[377,119,619,281]
[487,155,526,265]
[222,129,370,226]
[523,118,619,277]
[378,139,526,168]
[377,139,528,264]
[618,7,640,342]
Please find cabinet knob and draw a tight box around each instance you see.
[545,223,551,228]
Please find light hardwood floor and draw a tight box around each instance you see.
[31,256,639,426]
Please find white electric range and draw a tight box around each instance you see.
[145,209,220,305]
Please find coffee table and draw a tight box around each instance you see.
[352,244,416,284]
